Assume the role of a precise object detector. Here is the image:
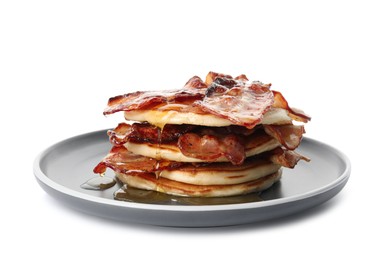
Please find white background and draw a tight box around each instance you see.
[1,0,389,259]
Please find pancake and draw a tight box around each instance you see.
[124,107,292,128]
[123,138,280,163]
[158,160,281,185]
[115,170,282,197]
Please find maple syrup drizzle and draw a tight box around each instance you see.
[80,176,116,190]
[156,126,162,160]
[154,124,164,179]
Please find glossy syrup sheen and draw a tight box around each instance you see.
[81,176,117,190]
[113,184,265,205]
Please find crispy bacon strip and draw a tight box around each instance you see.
[205,72,232,85]
[263,124,305,150]
[272,91,311,122]
[177,133,246,165]
[108,122,195,145]
[183,76,208,89]
[93,146,183,176]
[178,134,222,161]
[194,76,274,129]
[104,76,209,115]
[204,72,248,85]
[268,147,310,168]
[104,89,204,115]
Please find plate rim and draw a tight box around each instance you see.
[33,130,351,212]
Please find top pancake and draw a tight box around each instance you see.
[124,107,292,128]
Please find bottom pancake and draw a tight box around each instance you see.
[115,170,282,197]
[158,160,281,185]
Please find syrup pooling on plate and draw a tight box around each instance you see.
[113,184,266,205]
[80,176,116,190]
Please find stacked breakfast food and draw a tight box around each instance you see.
[93,72,310,197]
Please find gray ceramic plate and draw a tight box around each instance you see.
[34,130,350,227]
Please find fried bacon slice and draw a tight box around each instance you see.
[108,122,195,145]
[272,91,311,123]
[177,133,246,165]
[263,124,305,150]
[103,89,205,115]
[93,146,184,176]
[268,147,311,168]
[102,72,310,128]
[193,78,274,129]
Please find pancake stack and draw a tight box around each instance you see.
[94,72,310,197]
